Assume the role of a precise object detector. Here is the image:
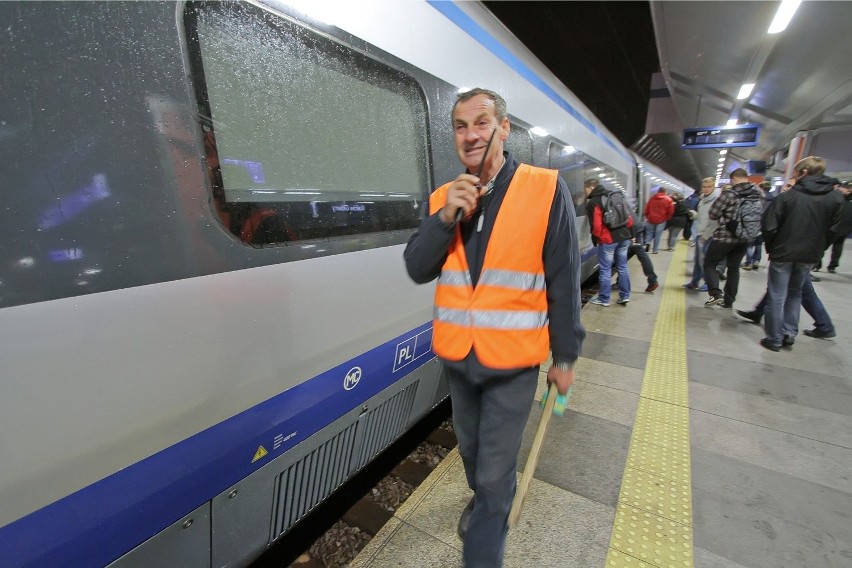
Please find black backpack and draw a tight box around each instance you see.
[726,194,763,241]
[601,190,632,229]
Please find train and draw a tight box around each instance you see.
[0,1,691,566]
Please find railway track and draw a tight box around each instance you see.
[250,400,455,568]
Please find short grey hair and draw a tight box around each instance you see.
[452,88,508,123]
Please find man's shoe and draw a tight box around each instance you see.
[683,282,698,290]
[705,295,724,306]
[617,297,630,305]
[828,268,836,274]
[735,309,762,325]
[645,282,659,293]
[803,328,836,339]
[752,263,759,270]
[457,498,474,540]
[760,338,781,352]
[811,275,822,282]
[782,335,795,347]
[697,284,708,292]
[719,302,733,309]
[589,295,610,307]
[741,264,752,271]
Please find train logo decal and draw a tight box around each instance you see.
[251,446,268,463]
[393,329,433,372]
[343,367,362,390]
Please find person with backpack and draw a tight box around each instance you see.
[758,156,845,351]
[702,168,763,307]
[742,180,773,270]
[584,179,633,306]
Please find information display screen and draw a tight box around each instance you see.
[682,124,760,149]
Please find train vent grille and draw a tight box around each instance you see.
[271,423,358,540]
[354,383,417,470]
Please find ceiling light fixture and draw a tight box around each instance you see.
[768,0,802,34]
[736,83,755,100]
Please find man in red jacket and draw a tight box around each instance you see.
[643,187,674,253]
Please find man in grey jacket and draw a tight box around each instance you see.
[684,177,719,290]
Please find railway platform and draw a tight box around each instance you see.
[351,239,852,568]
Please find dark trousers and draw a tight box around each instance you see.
[629,243,657,284]
[817,234,848,270]
[445,353,539,568]
[703,240,748,303]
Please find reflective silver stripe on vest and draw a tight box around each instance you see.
[434,307,548,330]
[479,269,546,291]
[437,270,470,287]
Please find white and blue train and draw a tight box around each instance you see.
[0,1,690,566]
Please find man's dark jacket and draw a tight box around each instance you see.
[762,174,845,263]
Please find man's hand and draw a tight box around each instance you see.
[546,363,575,396]
[439,173,482,224]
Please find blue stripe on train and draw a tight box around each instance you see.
[0,322,435,568]
[427,1,633,163]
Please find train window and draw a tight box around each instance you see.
[185,3,429,246]
[506,123,533,166]
[548,142,630,216]
[548,142,587,215]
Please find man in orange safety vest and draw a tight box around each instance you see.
[404,88,585,568]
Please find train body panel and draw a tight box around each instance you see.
[0,1,689,566]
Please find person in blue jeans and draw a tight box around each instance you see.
[759,155,845,351]
[643,187,674,254]
[736,273,835,338]
[584,179,633,306]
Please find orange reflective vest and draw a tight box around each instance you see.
[428,164,557,369]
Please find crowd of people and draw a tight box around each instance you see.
[597,157,850,352]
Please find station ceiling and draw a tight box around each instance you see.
[485,1,852,189]
[644,0,852,186]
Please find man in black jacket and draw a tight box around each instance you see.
[818,180,852,273]
[759,156,845,351]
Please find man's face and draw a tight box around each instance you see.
[453,94,510,174]
[701,182,714,196]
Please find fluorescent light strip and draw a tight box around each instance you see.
[737,83,755,100]
[768,0,802,34]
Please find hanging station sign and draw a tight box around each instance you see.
[682,124,760,149]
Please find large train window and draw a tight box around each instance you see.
[548,142,629,216]
[506,123,533,166]
[548,142,588,215]
[185,3,429,247]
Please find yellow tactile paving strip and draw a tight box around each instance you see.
[605,241,694,568]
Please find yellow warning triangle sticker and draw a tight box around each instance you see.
[252,446,268,463]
